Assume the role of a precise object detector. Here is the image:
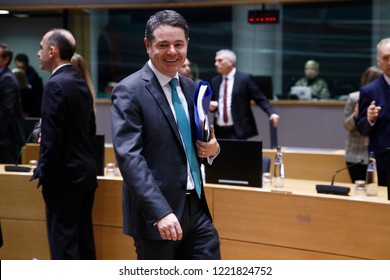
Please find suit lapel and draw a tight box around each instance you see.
[142,64,182,143]
[214,75,223,100]
[232,71,240,99]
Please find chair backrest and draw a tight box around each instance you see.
[262,156,271,173]
[269,120,278,149]
[24,117,41,142]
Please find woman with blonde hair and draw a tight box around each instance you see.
[343,66,383,182]
[70,53,96,108]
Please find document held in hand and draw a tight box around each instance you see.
[193,81,213,142]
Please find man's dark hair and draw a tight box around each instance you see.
[0,43,13,66]
[15,53,29,65]
[145,10,189,43]
[47,29,76,61]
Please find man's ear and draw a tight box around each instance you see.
[49,46,56,57]
[144,38,149,50]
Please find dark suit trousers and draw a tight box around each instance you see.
[42,183,97,260]
[376,153,388,187]
[133,192,221,260]
[346,161,368,183]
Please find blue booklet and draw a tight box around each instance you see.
[193,81,213,141]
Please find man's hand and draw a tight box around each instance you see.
[367,100,382,123]
[196,125,220,158]
[209,101,218,112]
[269,113,280,128]
[155,213,183,241]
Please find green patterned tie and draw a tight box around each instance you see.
[169,78,202,198]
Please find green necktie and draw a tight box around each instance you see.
[169,78,202,198]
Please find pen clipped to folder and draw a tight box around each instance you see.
[193,81,213,142]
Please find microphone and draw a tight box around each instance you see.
[4,120,40,173]
[316,159,365,196]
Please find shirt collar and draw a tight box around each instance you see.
[383,74,390,87]
[148,60,179,87]
[224,67,236,80]
[52,63,71,75]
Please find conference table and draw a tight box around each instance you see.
[1,164,389,260]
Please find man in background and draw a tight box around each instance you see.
[179,58,192,78]
[209,49,279,139]
[294,59,330,100]
[14,53,43,117]
[31,29,97,259]
[0,43,25,163]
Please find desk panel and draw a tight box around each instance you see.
[220,239,356,260]
[211,182,390,260]
[0,167,130,260]
[0,219,49,260]
[1,166,389,260]
[0,172,45,220]
[94,225,135,260]
[93,177,123,227]
[21,143,117,166]
[263,148,351,183]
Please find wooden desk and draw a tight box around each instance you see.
[1,165,389,260]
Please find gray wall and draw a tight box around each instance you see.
[0,17,62,85]
[97,101,347,149]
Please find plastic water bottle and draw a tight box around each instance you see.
[273,146,284,188]
[365,151,378,196]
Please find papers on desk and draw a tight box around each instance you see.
[194,81,213,142]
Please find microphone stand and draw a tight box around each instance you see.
[316,160,364,196]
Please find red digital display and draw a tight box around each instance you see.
[248,10,280,24]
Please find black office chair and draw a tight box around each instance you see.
[262,156,271,173]
[24,117,41,140]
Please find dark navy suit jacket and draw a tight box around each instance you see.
[111,63,211,239]
[210,70,275,139]
[356,75,390,186]
[0,66,25,148]
[31,65,97,189]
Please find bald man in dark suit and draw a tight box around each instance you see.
[31,28,97,259]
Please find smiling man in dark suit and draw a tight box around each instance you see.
[31,28,97,259]
[210,49,280,139]
[111,10,221,260]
